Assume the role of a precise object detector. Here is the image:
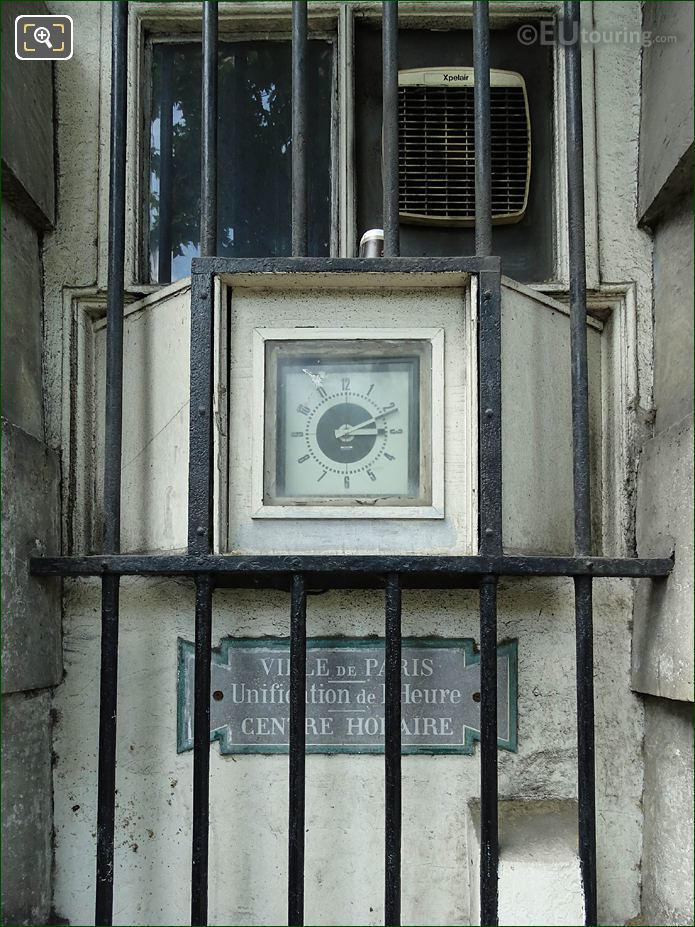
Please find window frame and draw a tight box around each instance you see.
[111,1,598,291]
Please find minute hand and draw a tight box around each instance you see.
[335,405,399,438]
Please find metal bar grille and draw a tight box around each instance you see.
[473,6,500,924]
[157,51,173,285]
[95,3,128,923]
[564,3,597,923]
[30,3,675,927]
[382,0,400,257]
[288,573,307,926]
[384,573,403,925]
[291,1,308,258]
[289,6,309,920]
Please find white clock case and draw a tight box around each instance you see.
[252,327,445,520]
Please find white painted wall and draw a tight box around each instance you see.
[53,576,643,925]
[43,3,657,925]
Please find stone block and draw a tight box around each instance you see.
[467,800,584,926]
[1,689,53,926]
[653,201,694,433]
[641,695,694,926]
[1,202,45,441]
[638,2,694,220]
[632,416,693,701]
[1,1,54,229]
[1,418,62,694]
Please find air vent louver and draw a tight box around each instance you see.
[398,67,531,226]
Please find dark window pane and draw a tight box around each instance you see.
[149,40,333,282]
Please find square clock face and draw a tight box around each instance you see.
[254,330,444,518]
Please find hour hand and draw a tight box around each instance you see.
[339,427,383,437]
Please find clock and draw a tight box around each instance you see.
[253,329,444,518]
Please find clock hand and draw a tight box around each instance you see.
[334,405,399,439]
[339,427,386,437]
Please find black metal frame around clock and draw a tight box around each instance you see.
[30,4,673,927]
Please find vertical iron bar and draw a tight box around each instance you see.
[95,4,128,924]
[382,1,399,257]
[188,281,214,926]
[288,573,307,926]
[564,4,597,924]
[384,572,402,926]
[191,575,213,926]
[564,0,591,554]
[574,574,596,924]
[95,575,120,926]
[201,1,218,257]
[292,1,308,256]
[102,0,128,556]
[188,270,215,552]
[475,4,499,921]
[289,6,307,912]
[189,13,218,908]
[158,51,173,284]
[478,575,498,927]
[473,1,492,257]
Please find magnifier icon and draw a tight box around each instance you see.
[33,26,53,49]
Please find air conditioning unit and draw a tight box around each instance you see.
[398,67,531,227]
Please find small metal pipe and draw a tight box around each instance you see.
[564,4,597,923]
[191,575,213,926]
[384,572,402,925]
[158,51,173,284]
[473,1,492,257]
[95,574,120,926]
[292,1,308,257]
[382,1,400,257]
[288,573,307,926]
[479,575,499,927]
[201,1,218,257]
[95,5,128,923]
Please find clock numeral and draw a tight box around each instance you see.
[367,383,375,396]
[317,470,327,483]
[317,386,327,399]
[297,404,311,416]
[344,475,350,490]
[298,454,310,464]
[291,431,303,438]
[382,402,396,411]
[341,377,350,391]
[384,453,395,461]
[389,428,403,435]
[367,469,377,482]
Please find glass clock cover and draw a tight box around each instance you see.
[263,338,433,507]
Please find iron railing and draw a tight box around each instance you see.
[31,2,673,926]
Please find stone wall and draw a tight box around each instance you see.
[633,2,694,924]
[1,3,62,924]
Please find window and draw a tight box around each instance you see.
[148,38,334,283]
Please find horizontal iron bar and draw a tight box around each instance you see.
[31,554,673,580]
[189,256,501,276]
